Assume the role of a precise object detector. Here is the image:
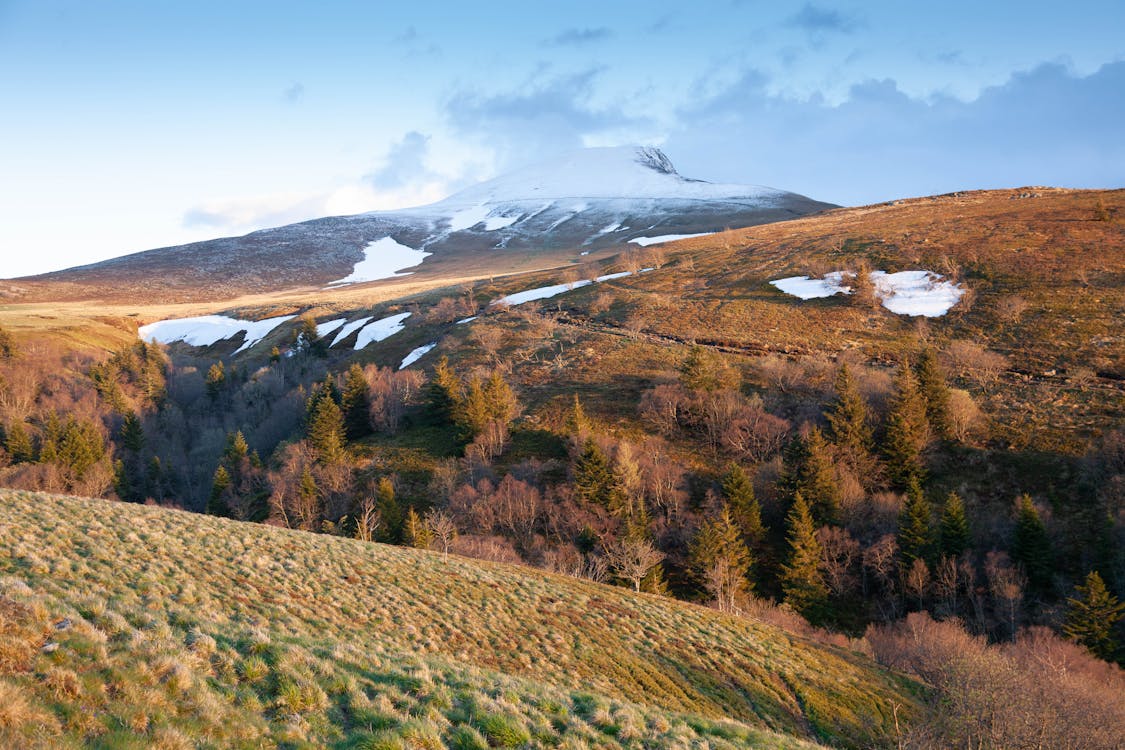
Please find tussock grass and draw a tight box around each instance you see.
[0,488,923,748]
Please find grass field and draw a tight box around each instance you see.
[0,489,921,749]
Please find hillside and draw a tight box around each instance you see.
[0,489,918,749]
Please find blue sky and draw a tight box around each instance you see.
[1,0,1122,277]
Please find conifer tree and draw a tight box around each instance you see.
[1063,571,1125,661]
[340,363,372,441]
[898,478,935,568]
[938,491,971,559]
[573,439,621,509]
[721,463,765,548]
[224,430,249,462]
[825,363,872,469]
[1012,494,1053,595]
[208,465,232,517]
[690,506,754,611]
[5,421,34,463]
[483,370,518,425]
[916,348,952,440]
[403,506,433,549]
[455,375,491,439]
[427,356,461,421]
[883,364,930,488]
[307,395,346,465]
[205,361,226,398]
[120,412,144,453]
[780,491,829,621]
[565,393,591,434]
[297,467,320,527]
[375,476,401,540]
[678,345,736,392]
[780,429,841,526]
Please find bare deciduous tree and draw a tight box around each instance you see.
[603,537,664,592]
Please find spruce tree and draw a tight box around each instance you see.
[375,477,401,540]
[780,429,841,526]
[573,439,620,509]
[1012,494,1053,595]
[1063,571,1125,661]
[825,363,872,470]
[208,466,232,517]
[5,421,34,463]
[120,412,144,453]
[690,506,754,611]
[455,375,491,439]
[916,348,952,440]
[883,364,930,489]
[224,430,249,462]
[483,370,518,425]
[297,467,320,527]
[938,491,971,559]
[427,356,461,421]
[898,478,935,568]
[403,506,433,549]
[340,363,372,441]
[721,463,765,549]
[205,361,225,398]
[307,395,346,465]
[780,491,829,622]
[565,393,591,434]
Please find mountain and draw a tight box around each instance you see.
[14,146,833,303]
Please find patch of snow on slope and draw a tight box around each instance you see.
[771,270,963,317]
[353,312,412,350]
[400,343,437,369]
[769,273,849,299]
[629,232,715,247]
[139,315,295,352]
[490,269,649,308]
[329,238,431,285]
[331,317,373,347]
[455,316,477,325]
[448,204,491,231]
[871,271,964,317]
[484,214,520,230]
[315,319,346,337]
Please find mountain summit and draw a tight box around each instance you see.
[22,146,833,303]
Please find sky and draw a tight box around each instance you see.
[1,0,1122,277]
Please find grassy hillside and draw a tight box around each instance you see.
[0,489,920,749]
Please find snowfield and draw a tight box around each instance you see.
[399,342,437,369]
[490,269,646,308]
[629,232,715,246]
[329,237,431,285]
[770,270,964,317]
[353,312,411,350]
[139,314,295,352]
[330,317,373,346]
[315,318,346,337]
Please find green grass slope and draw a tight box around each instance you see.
[0,490,920,749]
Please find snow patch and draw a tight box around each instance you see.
[330,317,373,347]
[484,214,520,230]
[315,318,346,337]
[329,237,431,285]
[139,314,295,353]
[490,269,649,308]
[399,343,437,369]
[629,232,715,247]
[455,316,477,325]
[770,270,964,317]
[354,312,412,350]
[448,204,491,231]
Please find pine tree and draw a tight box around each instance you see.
[224,430,249,462]
[573,439,620,508]
[483,370,518,424]
[455,375,491,439]
[916,348,952,440]
[678,345,736,393]
[780,429,841,526]
[1063,571,1125,661]
[375,477,401,541]
[780,491,829,622]
[294,315,325,356]
[208,466,232,517]
[340,363,372,441]
[427,356,461,421]
[938,492,971,559]
[1012,494,1053,595]
[403,506,433,549]
[883,364,930,489]
[565,393,591,434]
[205,361,225,398]
[690,506,754,611]
[307,395,346,465]
[298,467,320,526]
[721,463,765,548]
[5,421,34,463]
[825,363,873,469]
[119,412,144,453]
[898,478,935,568]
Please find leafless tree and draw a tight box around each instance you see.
[603,537,664,592]
[424,508,458,558]
[817,526,860,598]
